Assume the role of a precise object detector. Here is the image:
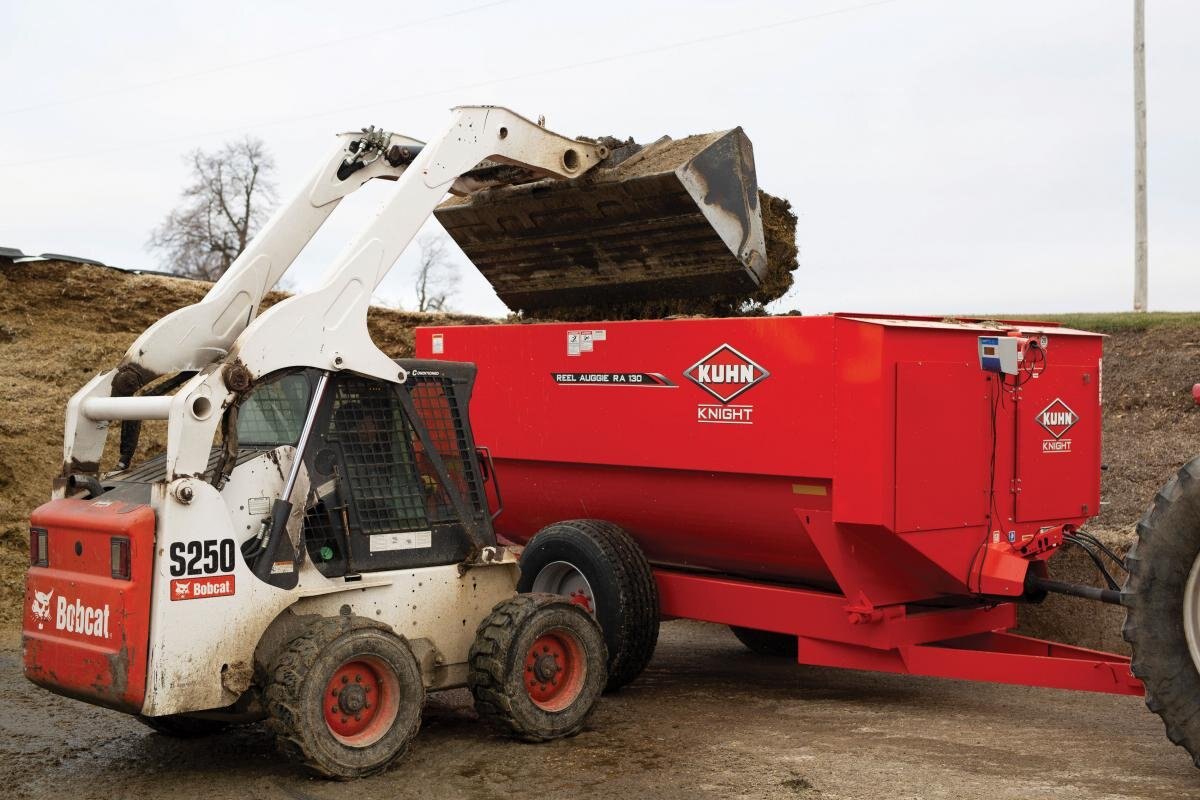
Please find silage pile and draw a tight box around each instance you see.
[439,131,800,322]
[0,260,488,622]
[527,190,799,322]
[538,133,799,320]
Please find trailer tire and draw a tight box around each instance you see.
[137,714,229,738]
[265,619,423,780]
[469,593,606,742]
[1123,456,1200,768]
[729,626,799,658]
[517,519,659,691]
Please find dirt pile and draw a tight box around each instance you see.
[583,133,800,316]
[0,260,488,621]
[438,130,800,321]
[526,190,798,322]
[1090,323,1200,529]
[532,130,800,321]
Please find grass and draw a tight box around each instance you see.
[976,312,1200,334]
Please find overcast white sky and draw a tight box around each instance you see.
[1,0,1196,316]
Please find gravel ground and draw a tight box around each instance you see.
[3,620,1198,800]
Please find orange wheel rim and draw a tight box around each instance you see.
[524,629,585,712]
[323,656,400,746]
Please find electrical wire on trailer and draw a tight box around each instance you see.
[968,371,1004,595]
[1000,339,1047,395]
[1062,528,1128,592]
[966,338,1052,595]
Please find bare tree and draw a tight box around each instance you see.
[148,137,276,281]
[414,234,460,312]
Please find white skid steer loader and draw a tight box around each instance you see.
[19,107,640,780]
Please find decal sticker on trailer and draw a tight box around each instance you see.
[1036,397,1079,454]
[684,344,769,403]
[684,344,769,424]
[566,329,606,356]
[552,373,675,387]
[697,404,753,424]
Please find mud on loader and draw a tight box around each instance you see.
[20,106,764,779]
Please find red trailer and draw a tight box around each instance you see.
[416,314,1141,698]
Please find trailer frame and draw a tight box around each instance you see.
[656,568,1142,696]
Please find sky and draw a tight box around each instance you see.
[0,0,1196,316]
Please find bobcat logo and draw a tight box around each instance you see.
[31,589,54,630]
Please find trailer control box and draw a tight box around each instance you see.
[978,335,1019,374]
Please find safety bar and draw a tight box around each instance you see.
[81,396,173,421]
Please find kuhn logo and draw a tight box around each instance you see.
[30,589,53,630]
[1036,398,1079,439]
[684,345,769,404]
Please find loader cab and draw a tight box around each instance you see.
[234,360,493,582]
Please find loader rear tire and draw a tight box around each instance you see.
[469,593,606,742]
[138,713,229,738]
[265,620,423,780]
[730,626,799,658]
[1123,456,1200,768]
[518,519,659,691]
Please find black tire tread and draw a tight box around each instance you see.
[519,519,658,691]
[468,593,605,742]
[1123,455,1200,768]
[263,617,418,780]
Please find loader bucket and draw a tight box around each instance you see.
[434,128,767,313]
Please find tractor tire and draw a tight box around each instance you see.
[730,626,799,658]
[517,519,659,691]
[468,593,606,742]
[137,713,229,738]
[264,619,424,780]
[1123,456,1200,768]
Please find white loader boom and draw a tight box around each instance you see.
[60,106,606,486]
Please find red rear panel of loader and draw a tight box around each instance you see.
[23,497,154,713]
[416,315,1102,601]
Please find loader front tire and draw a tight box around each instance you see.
[265,620,423,780]
[518,519,659,691]
[1123,456,1200,768]
[469,593,606,742]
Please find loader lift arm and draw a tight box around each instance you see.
[61,107,608,483]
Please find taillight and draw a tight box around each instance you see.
[30,528,48,567]
[111,537,131,580]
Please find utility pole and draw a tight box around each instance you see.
[1133,0,1148,311]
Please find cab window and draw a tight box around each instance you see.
[236,373,311,446]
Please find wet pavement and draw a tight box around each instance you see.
[3,620,1197,800]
